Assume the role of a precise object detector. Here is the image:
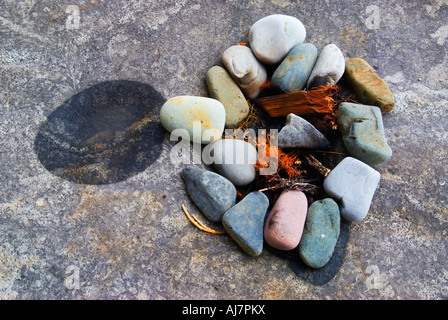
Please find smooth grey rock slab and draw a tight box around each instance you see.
[181,166,237,222]
[278,113,329,149]
[323,157,381,222]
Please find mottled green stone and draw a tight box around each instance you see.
[337,102,392,166]
[206,66,249,128]
[344,58,395,114]
[271,43,318,92]
[298,198,340,269]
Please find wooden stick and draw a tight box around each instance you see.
[254,86,338,118]
[181,204,224,235]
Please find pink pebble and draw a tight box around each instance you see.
[263,190,308,251]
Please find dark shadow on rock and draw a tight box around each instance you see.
[34,80,166,185]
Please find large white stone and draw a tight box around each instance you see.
[222,45,267,100]
[249,14,306,65]
[323,157,380,222]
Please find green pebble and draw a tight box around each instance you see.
[298,198,340,269]
[206,66,249,128]
[337,102,392,166]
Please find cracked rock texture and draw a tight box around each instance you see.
[1,0,447,300]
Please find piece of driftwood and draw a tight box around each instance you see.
[254,86,339,118]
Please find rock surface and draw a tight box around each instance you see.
[298,198,340,269]
[181,166,237,222]
[203,138,257,186]
[323,157,381,222]
[307,43,345,89]
[344,58,395,113]
[249,14,306,64]
[264,190,308,251]
[160,96,225,144]
[222,45,267,99]
[278,113,329,149]
[271,43,318,93]
[337,102,392,166]
[222,192,270,256]
[206,66,249,128]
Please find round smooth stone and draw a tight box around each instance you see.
[206,66,250,128]
[307,44,345,89]
[271,43,318,93]
[249,14,306,65]
[298,198,341,269]
[278,113,329,149]
[222,45,267,100]
[264,190,308,251]
[203,138,257,186]
[160,96,225,144]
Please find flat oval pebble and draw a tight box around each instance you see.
[206,66,249,128]
[307,43,345,89]
[298,198,340,269]
[278,113,329,149]
[264,190,308,251]
[222,45,267,99]
[249,14,306,65]
[271,43,318,93]
[323,157,380,222]
[203,138,257,186]
[160,96,225,144]
[344,57,395,113]
[337,102,392,166]
[181,166,237,222]
[222,191,270,256]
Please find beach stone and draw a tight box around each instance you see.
[222,45,267,99]
[222,192,270,256]
[271,43,318,93]
[307,44,345,89]
[249,14,306,65]
[337,102,392,166]
[344,57,395,113]
[278,113,329,149]
[203,138,257,186]
[160,96,225,144]
[181,166,237,222]
[298,198,340,269]
[323,157,381,222]
[264,190,308,251]
[206,66,250,128]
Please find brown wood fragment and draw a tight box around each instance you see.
[254,86,339,118]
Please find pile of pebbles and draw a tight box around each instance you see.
[159,14,394,270]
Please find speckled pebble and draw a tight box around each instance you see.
[181,166,237,222]
[298,198,340,269]
[222,192,270,256]
[271,43,318,93]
